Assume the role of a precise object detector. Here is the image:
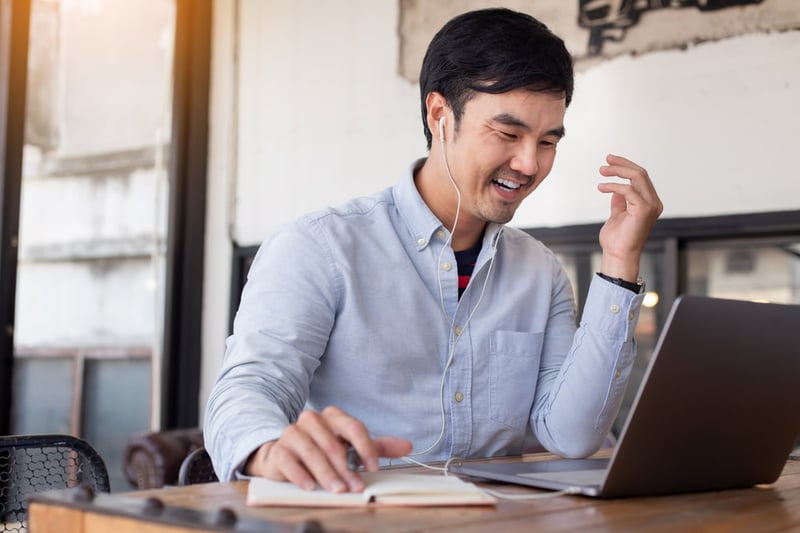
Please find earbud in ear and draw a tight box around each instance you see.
[438,117,446,143]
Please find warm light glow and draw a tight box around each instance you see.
[63,0,104,13]
[643,291,659,308]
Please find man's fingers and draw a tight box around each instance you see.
[251,411,354,493]
[252,408,411,493]
[599,154,660,204]
[295,409,364,492]
[318,406,380,477]
[260,437,317,491]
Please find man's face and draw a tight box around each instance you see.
[443,89,566,225]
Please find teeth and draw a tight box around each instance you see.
[494,178,520,190]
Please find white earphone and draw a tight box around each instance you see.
[438,116,446,143]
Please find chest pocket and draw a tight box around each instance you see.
[489,330,544,429]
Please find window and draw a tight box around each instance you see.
[12,0,176,492]
[685,239,800,303]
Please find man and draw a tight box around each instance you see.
[204,7,663,494]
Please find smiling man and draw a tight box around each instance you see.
[205,8,662,494]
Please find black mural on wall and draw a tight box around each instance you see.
[578,0,765,56]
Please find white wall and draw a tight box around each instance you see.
[523,30,800,227]
[231,0,420,245]
[201,0,800,415]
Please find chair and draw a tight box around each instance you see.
[123,427,205,489]
[177,447,218,485]
[0,434,110,533]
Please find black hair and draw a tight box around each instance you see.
[419,8,574,149]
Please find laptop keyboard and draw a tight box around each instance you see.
[520,468,606,486]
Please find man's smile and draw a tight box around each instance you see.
[488,168,534,202]
[492,177,521,191]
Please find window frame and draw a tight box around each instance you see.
[0,0,31,436]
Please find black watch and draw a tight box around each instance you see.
[596,272,645,294]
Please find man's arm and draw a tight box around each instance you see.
[531,154,661,456]
[532,274,643,456]
[204,219,410,491]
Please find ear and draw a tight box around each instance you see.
[425,92,449,143]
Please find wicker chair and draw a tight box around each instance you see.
[0,434,110,533]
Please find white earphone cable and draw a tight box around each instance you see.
[436,118,462,326]
[404,118,503,460]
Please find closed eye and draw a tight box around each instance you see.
[540,135,562,147]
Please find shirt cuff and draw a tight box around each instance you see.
[583,275,645,341]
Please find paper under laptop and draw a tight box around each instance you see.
[451,295,800,498]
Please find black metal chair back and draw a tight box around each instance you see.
[0,434,110,532]
[177,446,218,486]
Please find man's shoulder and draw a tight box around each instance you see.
[301,187,395,225]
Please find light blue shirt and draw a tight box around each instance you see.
[205,160,644,481]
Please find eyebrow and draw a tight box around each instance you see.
[492,112,566,138]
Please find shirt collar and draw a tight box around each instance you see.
[392,158,504,252]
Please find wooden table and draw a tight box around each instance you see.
[28,453,800,532]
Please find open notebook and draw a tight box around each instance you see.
[451,295,800,498]
[247,472,496,507]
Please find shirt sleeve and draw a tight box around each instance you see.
[531,273,644,457]
[203,217,339,481]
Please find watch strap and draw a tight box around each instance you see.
[596,272,645,294]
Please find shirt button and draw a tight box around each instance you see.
[610,304,620,314]
[436,230,446,239]
[454,326,463,336]
[441,262,452,271]
[455,392,464,402]
[615,368,622,379]
[417,238,427,247]
[628,311,635,321]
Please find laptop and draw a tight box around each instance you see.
[451,295,800,498]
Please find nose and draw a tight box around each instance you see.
[509,142,539,178]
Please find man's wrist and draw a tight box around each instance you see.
[244,440,276,477]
